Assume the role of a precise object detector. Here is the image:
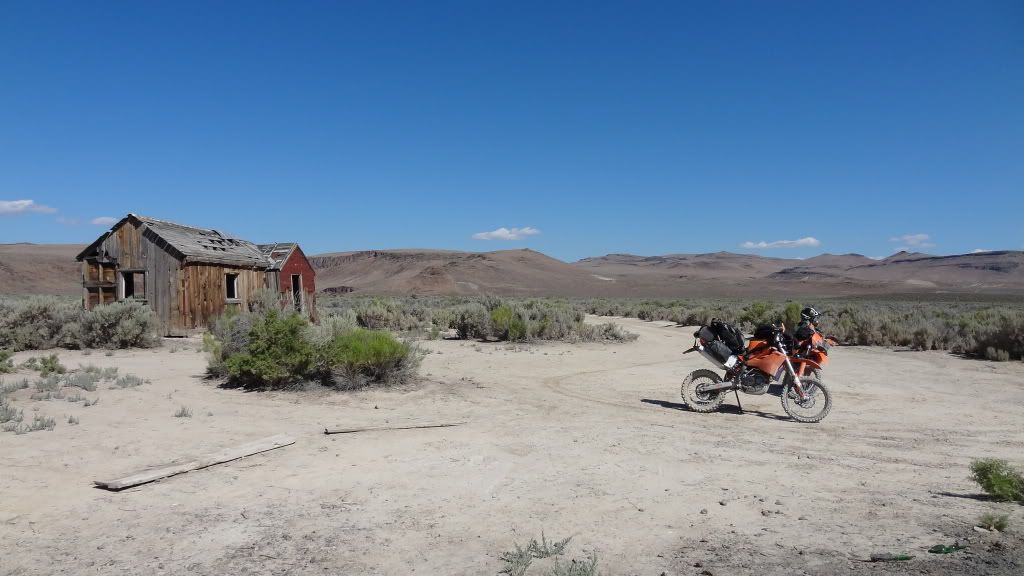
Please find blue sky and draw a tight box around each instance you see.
[1,1,1021,261]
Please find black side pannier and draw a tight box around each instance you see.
[704,340,734,364]
[753,324,777,340]
[709,319,746,354]
[695,326,717,342]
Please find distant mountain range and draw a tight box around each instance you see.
[3,243,1023,298]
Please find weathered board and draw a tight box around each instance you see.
[323,422,467,435]
[94,434,295,491]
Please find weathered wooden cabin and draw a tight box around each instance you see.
[258,243,318,321]
[76,214,317,335]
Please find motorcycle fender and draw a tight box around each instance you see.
[792,357,823,372]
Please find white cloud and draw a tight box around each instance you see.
[472,226,541,241]
[90,216,118,226]
[889,233,934,249]
[971,248,991,253]
[739,237,821,249]
[0,199,57,215]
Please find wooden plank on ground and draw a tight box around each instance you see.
[324,422,466,435]
[94,434,295,491]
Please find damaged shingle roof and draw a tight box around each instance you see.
[257,243,297,271]
[78,214,272,267]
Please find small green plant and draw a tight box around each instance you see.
[65,371,99,391]
[1,378,30,395]
[174,405,192,418]
[66,392,83,403]
[0,400,23,425]
[978,512,1009,531]
[549,551,600,576]
[0,350,14,373]
[498,533,597,576]
[970,458,1024,503]
[83,397,99,407]
[113,374,144,388]
[34,375,62,392]
[67,415,79,425]
[13,414,57,434]
[39,354,66,377]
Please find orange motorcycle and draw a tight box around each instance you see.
[788,307,836,383]
[681,323,832,423]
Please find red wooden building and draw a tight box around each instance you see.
[259,243,317,321]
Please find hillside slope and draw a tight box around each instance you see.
[0,243,83,296]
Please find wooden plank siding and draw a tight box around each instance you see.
[179,265,266,331]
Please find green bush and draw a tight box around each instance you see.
[223,310,317,387]
[491,305,528,342]
[0,350,13,374]
[324,328,419,388]
[971,458,1024,503]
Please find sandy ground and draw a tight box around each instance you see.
[1,317,1022,576]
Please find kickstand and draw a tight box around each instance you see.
[734,389,743,412]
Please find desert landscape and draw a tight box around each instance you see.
[1,317,1022,575]
[3,3,1022,574]
[4,242,1024,298]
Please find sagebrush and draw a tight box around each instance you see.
[0,297,157,351]
[971,458,1024,503]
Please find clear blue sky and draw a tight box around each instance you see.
[1,1,1021,261]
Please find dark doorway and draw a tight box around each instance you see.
[122,271,145,300]
[291,274,302,312]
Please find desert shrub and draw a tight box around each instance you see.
[0,297,158,351]
[67,300,158,349]
[782,302,802,330]
[451,302,492,340]
[970,458,1024,503]
[0,399,22,425]
[491,305,528,342]
[5,413,56,434]
[174,405,192,418]
[578,322,640,342]
[305,310,359,346]
[0,297,79,350]
[113,374,144,388]
[0,350,13,374]
[324,328,420,388]
[0,378,29,395]
[34,374,62,392]
[978,512,1009,531]
[204,308,258,377]
[21,354,64,376]
[497,533,598,576]
[223,310,317,387]
[65,371,99,391]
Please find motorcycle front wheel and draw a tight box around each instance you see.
[681,369,726,413]
[781,376,832,423]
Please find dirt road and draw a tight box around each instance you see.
[1,318,1022,575]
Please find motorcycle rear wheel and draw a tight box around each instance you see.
[681,369,726,413]
[781,376,832,423]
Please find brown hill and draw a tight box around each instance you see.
[4,242,1023,298]
[0,243,84,296]
[309,249,620,297]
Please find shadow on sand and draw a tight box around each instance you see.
[640,398,790,421]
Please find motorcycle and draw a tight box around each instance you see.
[681,323,833,423]
[788,322,837,382]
